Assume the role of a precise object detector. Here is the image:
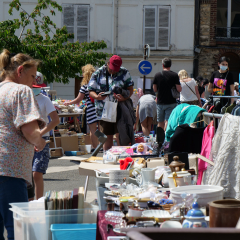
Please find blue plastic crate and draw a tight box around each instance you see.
[51,224,97,240]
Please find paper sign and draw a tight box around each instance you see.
[137,78,151,89]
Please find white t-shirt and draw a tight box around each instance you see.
[35,93,56,137]
[180,78,198,102]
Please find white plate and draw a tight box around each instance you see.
[142,210,171,218]
[104,190,120,196]
[170,185,223,194]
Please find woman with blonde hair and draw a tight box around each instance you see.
[65,64,98,149]
[0,49,46,239]
[178,69,202,106]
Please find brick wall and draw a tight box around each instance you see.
[209,0,217,46]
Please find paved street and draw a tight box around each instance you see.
[43,154,101,204]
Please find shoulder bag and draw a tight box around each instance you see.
[161,71,180,99]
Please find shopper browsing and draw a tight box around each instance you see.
[134,94,157,136]
[178,69,202,106]
[64,64,99,150]
[0,49,46,240]
[153,57,182,131]
[28,72,60,200]
[88,55,134,150]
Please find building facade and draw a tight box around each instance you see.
[0,0,195,99]
[196,0,240,82]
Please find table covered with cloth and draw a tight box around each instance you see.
[96,210,126,240]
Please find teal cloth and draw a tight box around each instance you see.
[165,104,206,142]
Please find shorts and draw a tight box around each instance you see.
[32,136,50,174]
[157,103,177,122]
[100,120,118,135]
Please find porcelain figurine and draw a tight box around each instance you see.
[182,201,208,228]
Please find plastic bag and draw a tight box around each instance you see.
[101,97,118,122]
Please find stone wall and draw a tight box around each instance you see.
[199,3,210,46]
[198,48,219,79]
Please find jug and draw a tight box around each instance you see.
[139,168,157,185]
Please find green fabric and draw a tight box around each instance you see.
[226,103,236,114]
[165,104,206,142]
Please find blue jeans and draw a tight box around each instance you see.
[0,176,28,240]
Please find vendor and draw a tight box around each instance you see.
[134,94,157,136]
[208,56,234,106]
[64,64,99,150]
[29,72,60,200]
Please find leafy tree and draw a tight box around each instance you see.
[0,0,109,83]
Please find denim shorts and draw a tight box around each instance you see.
[32,136,50,174]
[157,103,177,122]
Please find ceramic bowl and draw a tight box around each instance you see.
[142,210,171,218]
[128,208,144,217]
[160,221,182,228]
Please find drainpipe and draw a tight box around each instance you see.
[112,0,115,54]
[193,0,200,78]
[116,0,119,55]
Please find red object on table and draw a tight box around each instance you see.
[135,137,144,143]
[96,210,126,240]
[119,157,133,170]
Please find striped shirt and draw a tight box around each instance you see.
[80,85,98,124]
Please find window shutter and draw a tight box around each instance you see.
[158,6,170,50]
[144,6,157,49]
[62,5,75,43]
[76,5,89,43]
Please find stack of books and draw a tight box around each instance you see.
[45,187,84,210]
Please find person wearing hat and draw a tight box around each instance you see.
[28,72,60,200]
[88,55,134,150]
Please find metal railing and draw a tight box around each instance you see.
[216,27,240,39]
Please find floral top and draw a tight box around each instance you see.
[0,82,45,185]
[88,64,133,119]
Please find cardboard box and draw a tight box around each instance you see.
[84,135,92,145]
[61,136,79,151]
[50,149,63,158]
[49,137,62,148]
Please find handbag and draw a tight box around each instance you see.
[161,71,180,99]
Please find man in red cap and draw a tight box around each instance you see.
[88,55,134,150]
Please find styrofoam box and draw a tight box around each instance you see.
[10,202,98,240]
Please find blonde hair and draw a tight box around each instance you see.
[178,69,189,80]
[0,49,40,81]
[81,64,95,86]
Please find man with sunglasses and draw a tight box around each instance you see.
[88,55,134,150]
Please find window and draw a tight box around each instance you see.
[143,6,170,50]
[62,4,90,43]
[217,0,240,38]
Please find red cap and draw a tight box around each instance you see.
[109,55,122,72]
[32,85,42,88]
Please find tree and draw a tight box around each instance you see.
[0,0,109,84]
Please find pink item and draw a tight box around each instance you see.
[137,88,144,98]
[197,123,215,185]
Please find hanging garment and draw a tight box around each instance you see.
[204,114,240,199]
[226,102,236,114]
[116,89,136,146]
[197,122,215,185]
[168,124,205,154]
[165,104,206,142]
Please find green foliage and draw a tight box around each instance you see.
[0,0,109,83]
